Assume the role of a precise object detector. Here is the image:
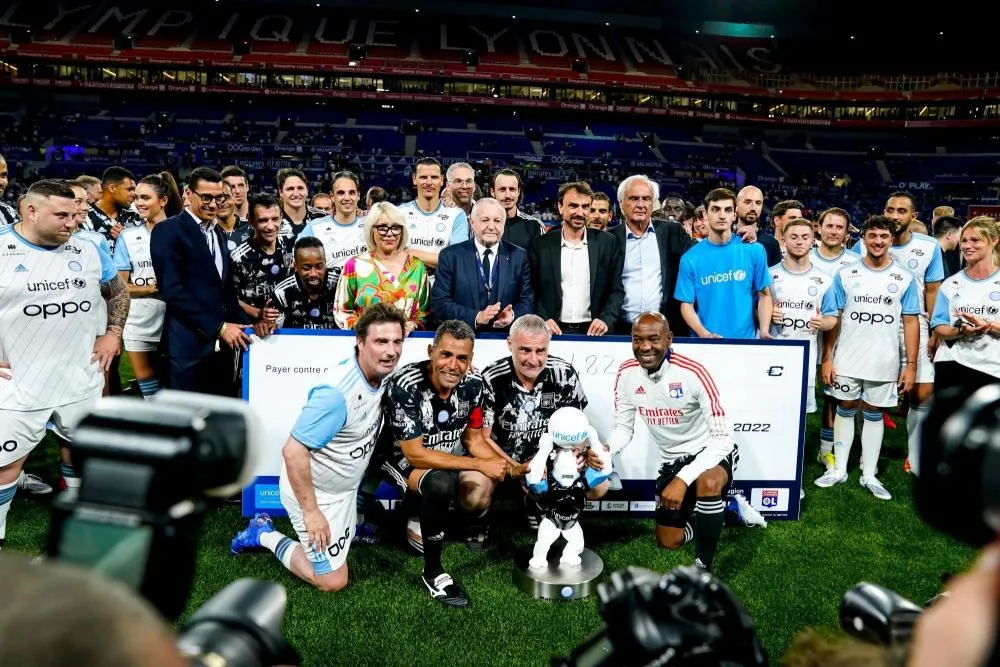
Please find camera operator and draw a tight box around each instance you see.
[0,555,187,667]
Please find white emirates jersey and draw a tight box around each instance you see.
[609,352,734,487]
[768,262,833,372]
[810,247,859,278]
[282,356,387,499]
[297,215,367,272]
[113,224,165,342]
[930,269,1000,379]
[821,260,921,382]
[0,225,117,409]
[399,200,469,256]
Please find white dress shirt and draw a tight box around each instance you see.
[559,229,591,323]
[187,208,223,278]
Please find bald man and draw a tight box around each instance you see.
[736,186,782,266]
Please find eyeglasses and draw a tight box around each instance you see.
[374,225,404,236]
[191,191,230,206]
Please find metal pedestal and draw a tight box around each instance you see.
[513,547,603,600]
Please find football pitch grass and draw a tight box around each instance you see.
[3,372,976,666]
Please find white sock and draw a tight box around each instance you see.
[907,404,929,476]
[259,529,297,571]
[0,478,18,544]
[820,426,834,455]
[861,410,885,480]
[833,406,857,475]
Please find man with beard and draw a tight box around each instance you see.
[270,237,338,330]
[735,186,782,266]
[491,168,543,250]
[85,166,142,254]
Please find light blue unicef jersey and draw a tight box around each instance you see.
[810,246,860,278]
[822,259,921,382]
[674,235,770,339]
[285,356,387,498]
[398,200,469,254]
[854,232,945,314]
[297,215,367,272]
[930,269,1000,379]
[0,225,117,409]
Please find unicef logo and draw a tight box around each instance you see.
[67,261,82,272]
[733,269,747,281]
[990,306,1000,315]
[807,286,818,296]
[908,259,919,269]
[887,283,899,293]
[991,291,1000,302]
[71,278,86,289]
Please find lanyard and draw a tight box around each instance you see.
[477,248,499,297]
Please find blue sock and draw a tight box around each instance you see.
[0,479,17,543]
[137,377,161,397]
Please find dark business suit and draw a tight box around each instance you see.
[529,227,625,331]
[610,219,695,336]
[430,239,535,330]
[150,210,248,395]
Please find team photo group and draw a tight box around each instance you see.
[1,151,999,613]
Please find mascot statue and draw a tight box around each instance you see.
[525,407,611,570]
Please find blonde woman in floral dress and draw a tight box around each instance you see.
[334,202,430,332]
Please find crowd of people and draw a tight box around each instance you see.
[0,150,998,609]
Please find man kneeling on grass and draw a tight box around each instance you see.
[230,303,406,592]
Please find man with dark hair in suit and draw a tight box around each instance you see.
[529,181,625,336]
[150,167,251,395]
[431,198,534,331]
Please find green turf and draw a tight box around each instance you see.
[3,362,977,666]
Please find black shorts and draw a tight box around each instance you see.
[654,445,738,528]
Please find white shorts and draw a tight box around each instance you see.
[122,300,165,348]
[827,376,899,409]
[0,394,99,467]
[279,477,356,576]
[899,317,934,384]
[123,338,158,353]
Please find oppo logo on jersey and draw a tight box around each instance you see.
[850,311,895,325]
[778,317,808,329]
[326,524,352,559]
[132,277,157,287]
[701,269,747,285]
[27,278,74,292]
[23,300,92,319]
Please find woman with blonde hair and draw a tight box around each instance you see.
[930,215,1000,397]
[334,202,430,331]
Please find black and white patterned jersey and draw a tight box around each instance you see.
[221,219,253,253]
[84,204,142,253]
[481,355,587,462]
[271,271,339,329]
[0,201,18,226]
[386,360,485,457]
[230,240,290,309]
[278,206,328,248]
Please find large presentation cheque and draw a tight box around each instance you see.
[242,331,808,520]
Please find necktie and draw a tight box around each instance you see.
[482,249,492,289]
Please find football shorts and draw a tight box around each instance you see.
[827,375,899,409]
[654,445,737,528]
[0,393,100,467]
[279,478,356,575]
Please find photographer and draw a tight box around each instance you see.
[0,555,187,667]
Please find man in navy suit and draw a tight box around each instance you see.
[430,198,534,331]
[150,167,251,395]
